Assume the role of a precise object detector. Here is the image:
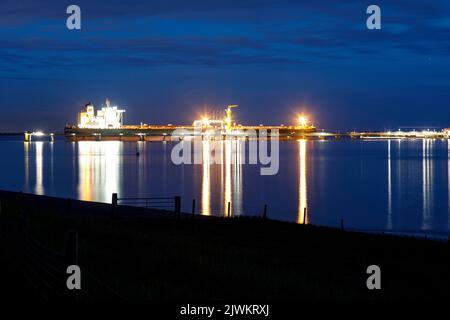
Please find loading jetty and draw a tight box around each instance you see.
[23,99,450,141]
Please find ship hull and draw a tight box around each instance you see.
[64,125,317,141]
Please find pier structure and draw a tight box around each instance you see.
[24,131,54,142]
[62,126,450,142]
[63,124,318,142]
[26,99,450,142]
[63,127,450,142]
[348,129,449,140]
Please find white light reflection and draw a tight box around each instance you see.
[200,139,243,217]
[298,140,308,224]
[77,141,122,203]
[24,142,29,192]
[232,139,243,217]
[422,139,432,230]
[448,140,450,229]
[34,142,44,195]
[224,140,232,216]
[387,140,392,229]
[202,141,211,215]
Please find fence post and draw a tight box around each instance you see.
[262,204,267,219]
[227,202,231,218]
[65,230,79,266]
[111,193,118,220]
[174,196,181,218]
[303,208,307,225]
[191,199,196,218]
[112,193,118,206]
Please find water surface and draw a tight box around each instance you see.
[1,137,449,236]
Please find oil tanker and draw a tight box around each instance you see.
[64,99,317,141]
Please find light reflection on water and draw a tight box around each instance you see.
[422,139,433,230]
[36,142,44,195]
[387,140,392,229]
[77,141,122,203]
[5,138,450,236]
[201,141,211,215]
[199,139,243,216]
[448,141,450,230]
[298,140,307,224]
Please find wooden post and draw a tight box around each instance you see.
[263,204,267,219]
[112,193,118,206]
[227,202,231,218]
[191,199,196,218]
[174,196,181,218]
[65,230,79,266]
[303,208,307,225]
[111,193,118,220]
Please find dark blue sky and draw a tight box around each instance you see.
[1,0,449,132]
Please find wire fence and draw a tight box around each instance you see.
[114,193,309,221]
[117,197,176,210]
[0,212,121,300]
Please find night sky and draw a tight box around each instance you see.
[1,0,449,132]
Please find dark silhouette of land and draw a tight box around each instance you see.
[0,190,448,301]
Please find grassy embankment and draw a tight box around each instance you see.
[0,190,448,300]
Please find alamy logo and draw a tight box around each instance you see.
[66,265,81,290]
[366,5,381,30]
[66,5,81,30]
[366,265,381,290]
[170,129,280,176]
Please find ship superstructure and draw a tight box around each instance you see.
[78,99,125,129]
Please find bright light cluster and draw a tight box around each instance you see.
[298,115,310,127]
[78,99,125,129]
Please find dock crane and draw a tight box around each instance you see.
[225,105,238,131]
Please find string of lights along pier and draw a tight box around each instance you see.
[24,99,450,141]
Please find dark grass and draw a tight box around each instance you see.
[0,190,448,300]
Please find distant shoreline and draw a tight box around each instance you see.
[0,133,64,136]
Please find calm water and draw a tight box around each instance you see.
[1,137,449,236]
